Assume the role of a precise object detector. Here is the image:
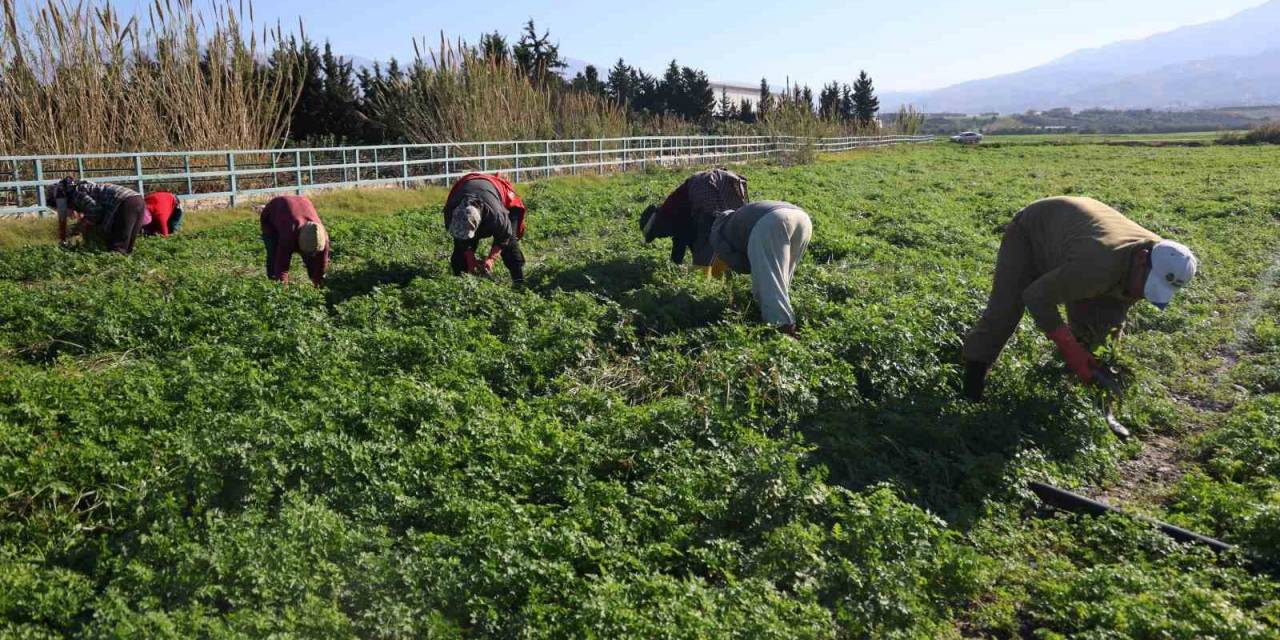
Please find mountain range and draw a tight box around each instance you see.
[881,0,1280,114]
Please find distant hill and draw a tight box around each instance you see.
[883,0,1280,113]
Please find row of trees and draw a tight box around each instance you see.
[1,0,902,156]
[272,20,883,144]
[817,72,880,125]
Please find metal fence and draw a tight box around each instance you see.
[0,134,933,217]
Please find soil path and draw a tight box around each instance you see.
[1096,249,1280,506]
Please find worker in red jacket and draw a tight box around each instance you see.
[443,172,527,283]
[260,195,329,286]
[142,191,185,236]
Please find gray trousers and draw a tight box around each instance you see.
[747,207,812,326]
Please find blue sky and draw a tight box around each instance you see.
[225,0,1263,91]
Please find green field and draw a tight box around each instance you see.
[3,142,1280,637]
[982,131,1231,145]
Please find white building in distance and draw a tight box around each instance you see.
[709,81,762,114]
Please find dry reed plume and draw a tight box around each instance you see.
[369,35,628,144]
[0,0,301,155]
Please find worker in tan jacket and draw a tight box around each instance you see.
[963,197,1197,401]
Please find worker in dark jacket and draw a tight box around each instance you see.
[639,168,749,268]
[47,177,148,253]
[142,191,185,236]
[962,196,1198,401]
[444,172,527,283]
[260,195,329,287]
[707,200,813,335]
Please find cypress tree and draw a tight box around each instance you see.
[320,41,360,141]
[852,70,880,125]
[758,78,772,120]
[606,59,634,105]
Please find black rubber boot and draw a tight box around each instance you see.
[963,360,991,402]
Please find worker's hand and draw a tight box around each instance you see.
[1046,325,1098,384]
[478,258,496,275]
[65,219,86,242]
[1091,365,1124,397]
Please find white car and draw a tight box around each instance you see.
[950,131,983,144]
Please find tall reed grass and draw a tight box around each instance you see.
[370,36,628,144]
[0,0,300,155]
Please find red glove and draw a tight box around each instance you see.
[477,245,502,275]
[1046,325,1098,383]
[463,250,478,274]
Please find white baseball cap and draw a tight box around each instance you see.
[448,204,481,240]
[298,221,328,255]
[1144,240,1197,310]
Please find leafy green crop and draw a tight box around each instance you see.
[2,142,1280,637]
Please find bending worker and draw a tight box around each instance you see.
[444,172,527,284]
[261,195,329,286]
[143,191,185,237]
[47,177,148,253]
[706,200,813,335]
[639,168,749,267]
[962,196,1197,401]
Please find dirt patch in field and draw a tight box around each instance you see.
[1097,250,1280,506]
[1095,434,1188,504]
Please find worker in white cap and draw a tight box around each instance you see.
[260,195,329,286]
[962,196,1197,401]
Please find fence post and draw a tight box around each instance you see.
[545,141,551,179]
[444,145,451,183]
[514,142,520,183]
[355,149,362,185]
[184,155,193,195]
[134,154,144,194]
[571,140,577,176]
[295,151,303,195]
[308,151,315,186]
[372,148,379,183]
[76,157,85,180]
[401,146,408,188]
[34,159,45,214]
[342,149,349,183]
[482,143,488,172]
[227,152,238,207]
[271,153,278,190]
[598,139,604,175]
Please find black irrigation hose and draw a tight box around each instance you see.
[1028,481,1235,554]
